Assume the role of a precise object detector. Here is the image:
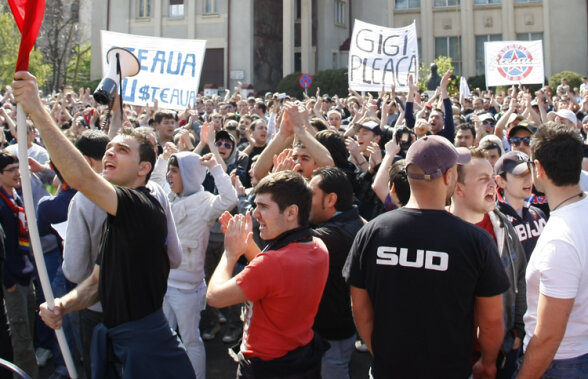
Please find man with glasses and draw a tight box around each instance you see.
[507,123,534,156]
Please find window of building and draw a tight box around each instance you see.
[395,0,421,9]
[435,36,461,75]
[434,0,460,7]
[516,32,543,41]
[204,0,218,15]
[138,0,151,18]
[335,0,346,25]
[169,0,184,18]
[514,0,541,3]
[474,0,501,4]
[475,34,502,75]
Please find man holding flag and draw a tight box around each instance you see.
[13,71,195,379]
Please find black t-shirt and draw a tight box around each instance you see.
[343,208,509,379]
[98,186,169,328]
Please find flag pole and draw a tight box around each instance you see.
[17,106,78,378]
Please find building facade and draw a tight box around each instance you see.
[91,0,587,93]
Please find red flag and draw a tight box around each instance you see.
[7,0,46,71]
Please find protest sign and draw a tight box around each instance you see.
[484,40,544,87]
[348,19,418,92]
[100,30,206,110]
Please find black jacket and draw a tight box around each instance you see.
[312,207,364,340]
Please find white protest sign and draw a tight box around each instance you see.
[100,30,207,110]
[484,40,544,87]
[348,20,419,92]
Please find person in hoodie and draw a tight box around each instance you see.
[200,129,248,343]
[164,151,238,379]
[449,148,527,379]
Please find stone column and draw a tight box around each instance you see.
[461,0,475,77]
[502,0,515,40]
[153,0,162,37]
[542,0,551,77]
[421,0,434,65]
[187,0,196,38]
[283,0,296,77]
[301,0,313,74]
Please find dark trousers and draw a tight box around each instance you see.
[236,335,327,379]
[79,308,103,379]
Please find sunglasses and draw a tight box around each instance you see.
[482,121,495,127]
[509,136,531,147]
[215,141,233,149]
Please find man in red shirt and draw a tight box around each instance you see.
[207,171,329,378]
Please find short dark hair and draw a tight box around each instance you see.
[530,122,583,186]
[0,151,18,171]
[315,130,349,168]
[250,118,266,131]
[311,167,354,212]
[75,130,109,160]
[388,159,410,206]
[255,102,267,113]
[118,127,156,182]
[456,123,476,137]
[153,110,176,124]
[254,171,312,227]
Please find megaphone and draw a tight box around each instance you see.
[93,47,140,105]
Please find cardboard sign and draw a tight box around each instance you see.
[100,30,207,110]
[348,19,419,92]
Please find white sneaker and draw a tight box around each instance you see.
[35,347,53,367]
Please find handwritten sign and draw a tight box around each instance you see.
[348,20,419,92]
[100,30,207,110]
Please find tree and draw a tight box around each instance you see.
[38,0,82,92]
[66,43,92,90]
[0,11,50,88]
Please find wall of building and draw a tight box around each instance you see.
[90,0,587,92]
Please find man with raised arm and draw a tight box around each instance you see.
[12,71,194,379]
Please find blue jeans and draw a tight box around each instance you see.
[514,352,588,378]
[321,333,356,379]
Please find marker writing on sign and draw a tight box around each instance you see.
[122,78,199,107]
[350,28,418,87]
[124,47,198,77]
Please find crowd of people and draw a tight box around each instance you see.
[0,69,586,378]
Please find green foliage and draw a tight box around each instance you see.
[66,44,93,90]
[467,75,486,92]
[0,12,50,88]
[277,72,305,98]
[277,68,349,99]
[418,56,459,95]
[548,71,583,92]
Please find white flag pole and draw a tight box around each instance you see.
[16,104,78,378]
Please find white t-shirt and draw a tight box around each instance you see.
[523,194,588,359]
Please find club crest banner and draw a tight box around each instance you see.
[484,40,544,87]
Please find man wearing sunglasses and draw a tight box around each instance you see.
[507,123,534,156]
[506,123,551,216]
